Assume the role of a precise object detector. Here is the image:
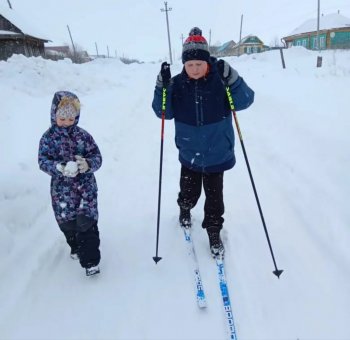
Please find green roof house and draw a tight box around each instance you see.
[211,35,268,57]
[283,12,350,50]
[231,35,269,56]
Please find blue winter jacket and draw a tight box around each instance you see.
[152,57,254,173]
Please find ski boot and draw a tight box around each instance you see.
[70,247,79,260]
[86,265,100,276]
[207,227,225,259]
[179,208,191,228]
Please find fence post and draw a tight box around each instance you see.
[279,48,286,69]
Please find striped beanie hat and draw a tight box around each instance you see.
[182,27,210,64]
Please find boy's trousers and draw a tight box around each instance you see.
[177,165,224,229]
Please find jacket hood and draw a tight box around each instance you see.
[50,91,80,126]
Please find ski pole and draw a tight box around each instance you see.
[153,87,167,264]
[225,86,283,278]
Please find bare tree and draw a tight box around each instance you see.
[270,36,282,48]
[66,43,91,63]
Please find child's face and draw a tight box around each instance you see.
[184,60,208,79]
[56,116,75,127]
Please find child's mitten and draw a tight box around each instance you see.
[75,155,89,173]
[156,62,171,87]
[217,60,238,86]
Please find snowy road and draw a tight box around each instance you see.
[1,49,350,340]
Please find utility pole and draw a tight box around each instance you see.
[107,45,110,58]
[316,0,323,67]
[7,0,12,9]
[67,25,77,63]
[316,0,320,50]
[180,33,184,46]
[209,29,212,48]
[161,2,173,64]
[238,14,243,57]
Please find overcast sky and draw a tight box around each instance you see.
[6,0,350,61]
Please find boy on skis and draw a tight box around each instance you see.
[152,27,254,258]
[38,91,102,276]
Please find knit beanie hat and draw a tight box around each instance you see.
[182,27,210,64]
[56,96,80,119]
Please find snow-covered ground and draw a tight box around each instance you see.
[0,47,349,340]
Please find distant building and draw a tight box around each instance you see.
[211,35,269,57]
[232,35,269,55]
[212,40,237,57]
[283,12,350,50]
[45,45,93,63]
[44,45,70,61]
[0,5,50,61]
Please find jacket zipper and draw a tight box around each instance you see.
[194,80,205,169]
[195,81,200,126]
[195,81,204,126]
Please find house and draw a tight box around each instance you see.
[45,45,70,61]
[282,12,350,50]
[212,40,237,57]
[232,35,269,56]
[45,45,93,63]
[0,5,50,61]
[212,35,268,57]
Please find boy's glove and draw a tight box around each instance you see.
[56,161,79,177]
[156,62,171,87]
[217,60,239,86]
[75,155,89,173]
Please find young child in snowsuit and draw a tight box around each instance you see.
[152,27,255,258]
[38,91,102,276]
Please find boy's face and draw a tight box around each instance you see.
[56,116,75,127]
[184,60,208,79]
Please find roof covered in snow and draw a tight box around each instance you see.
[240,34,263,44]
[0,29,17,35]
[216,40,236,52]
[0,4,50,41]
[288,13,350,36]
